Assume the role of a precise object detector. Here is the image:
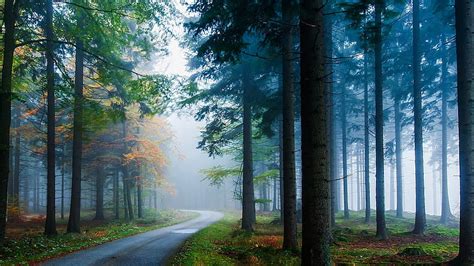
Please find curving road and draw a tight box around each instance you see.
[42,210,223,266]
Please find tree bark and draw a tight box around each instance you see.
[44,0,57,236]
[342,86,349,219]
[363,48,371,223]
[0,0,20,244]
[114,168,119,219]
[13,108,20,207]
[94,166,105,220]
[394,96,404,218]
[281,0,297,250]
[412,0,426,235]
[374,0,387,240]
[454,0,474,263]
[440,34,453,224]
[67,16,84,234]
[300,0,331,263]
[241,66,256,231]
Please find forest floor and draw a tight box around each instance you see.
[0,209,198,265]
[170,210,459,265]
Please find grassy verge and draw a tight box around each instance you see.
[0,209,198,265]
[170,211,459,265]
[170,212,300,265]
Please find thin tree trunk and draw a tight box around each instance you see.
[357,148,361,211]
[394,96,404,218]
[13,108,20,207]
[241,66,256,231]
[300,0,331,263]
[114,168,119,219]
[94,166,104,220]
[121,121,134,220]
[0,0,20,243]
[342,87,349,219]
[363,48,371,223]
[374,0,387,240]
[67,15,84,234]
[440,33,453,224]
[390,161,395,210]
[412,0,426,235]
[454,0,474,263]
[137,181,143,219]
[44,0,57,236]
[61,141,65,220]
[281,0,297,250]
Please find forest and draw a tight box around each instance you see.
[0,0,473,265]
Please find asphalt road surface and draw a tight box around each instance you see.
[42,210,223,266]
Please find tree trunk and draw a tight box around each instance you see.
[394,96,404,218]
[121,121,134,220]
[94,166,104,220]
[363,48,371,223]
[13,108,20,207]
[114,168,119,219]
[44,0,57,236]
[440,33,453,224]
[241,66,256,231]
[374,0,387,240]
[0,0,20,244]
[342,87,349,219]
[455,0,474,263]
[357,148,361,211]
[67,16,84,234]
[412,0,426,235]
[61,141,65,220]
[137,181,143,219]
[300,0,331,263]
[281,0,297,250]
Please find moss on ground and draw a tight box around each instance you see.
[171,210,459,265]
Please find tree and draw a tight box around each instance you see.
[412,0,426,235]
[44,0,57,236]
[374,0,387,240]
[300,0,331,263]
[67,10,84,234]
[281,0,297,250]
[0,0,21,244]
[454,0,474,263]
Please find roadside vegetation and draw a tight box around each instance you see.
[0,209,197,265]
[171,211,458,265]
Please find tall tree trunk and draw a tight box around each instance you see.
[67,17,84,234]
[44,0,57,236]
[433,164,437,215]
[324,0,337,227]
[281,0,297,250]
[455,0,474,263]
[279,119,284,221]
[374,0,387,240]
[342,87,349,219]
[241,67,256,231]
[114,168,119,219]
[440,34,453,224]
[121,121,134,220]
[13,108,20,207]
[357,148,361,211]
[0,0,20,244]
[60,139,65,220]
[394,96,404,218]
[94,166,104,220]
[137,181,143,219]
[412,0,426,235]
[363,48,371,223]
[300,0,330,263]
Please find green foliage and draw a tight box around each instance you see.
[201,166,241,187]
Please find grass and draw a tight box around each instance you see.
[0,208,198,265]
[170,212,300,265]
[171,210,459,265]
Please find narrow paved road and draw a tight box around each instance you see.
[43,210,223,266]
